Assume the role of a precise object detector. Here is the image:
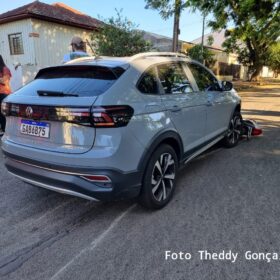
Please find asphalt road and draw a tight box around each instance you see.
[0,87,279,280]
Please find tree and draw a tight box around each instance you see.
[188,45,215,68]
[188,36,216,67]
[145,0,186,19]
[267,42,280,77]
[145,0,280,81]
[92,10,152,56]
[188,0,280,81]
[145,0,186,51]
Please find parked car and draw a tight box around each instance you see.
[1,52,242,209]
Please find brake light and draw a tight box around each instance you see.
[91,106,134,128]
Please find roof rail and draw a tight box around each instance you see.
[129,52,187,61]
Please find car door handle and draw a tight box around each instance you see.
[170,105,182,112]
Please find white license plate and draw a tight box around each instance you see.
[20,120,50,138]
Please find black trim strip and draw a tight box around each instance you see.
[3,103,92,126]
[181,131,226,163]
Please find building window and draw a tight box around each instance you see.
[8,33,24,55]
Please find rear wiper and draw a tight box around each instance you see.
[37,90,78,97]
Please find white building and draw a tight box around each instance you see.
[0,1,101,91]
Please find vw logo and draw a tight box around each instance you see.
[26,106,33,118]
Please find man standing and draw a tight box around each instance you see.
[63,36,90,63]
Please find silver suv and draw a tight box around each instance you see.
[1,52,242,209]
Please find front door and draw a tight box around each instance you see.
[158,62,207,153]
[187,63,231,141]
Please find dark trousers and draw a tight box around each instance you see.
[0,94,8,131]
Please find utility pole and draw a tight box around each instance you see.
[172,0,181,52]
[201,12,206,65]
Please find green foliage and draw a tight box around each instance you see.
[207,35,214,46]
[187,0,280,80]
[92,10,152,57]
[267,42,280,77]
[188,44,216,68]
[145,0,188,19]
[145,0,280,80]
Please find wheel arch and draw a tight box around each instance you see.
[228,102,242,124]
[137,130,184,173]
[235,103,241,113]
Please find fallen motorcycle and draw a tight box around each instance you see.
[241,119,263,140]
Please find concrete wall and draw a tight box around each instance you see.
[261,66,274,78]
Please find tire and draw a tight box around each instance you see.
[138,144,178,210]
[223,111,242,148]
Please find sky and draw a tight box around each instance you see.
[0,0,212,42]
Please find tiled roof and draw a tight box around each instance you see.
[0,1,102,30]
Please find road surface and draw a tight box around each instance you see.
[0,86,279,280]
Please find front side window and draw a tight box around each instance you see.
[157,63,193,94]
[137,68,158,94]
[188,63,221,92]
[8,33,24,55]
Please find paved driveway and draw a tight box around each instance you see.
[0,87,279,280]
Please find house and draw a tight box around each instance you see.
[142,31,180,52]
[189,30,275,80]
[0,1,102,91]
[143,30,247,80]
[183,30,248,81]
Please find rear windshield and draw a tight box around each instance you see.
[14,66,126,97]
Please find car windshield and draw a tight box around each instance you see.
[14,66,126,97]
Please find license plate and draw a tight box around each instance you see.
[20,120,50,138]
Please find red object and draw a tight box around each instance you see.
[251,128,263,136]
[81,175,111,183]
[0,66,12,94]
[91,106,134,128]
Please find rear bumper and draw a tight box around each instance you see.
[3,151,142,201]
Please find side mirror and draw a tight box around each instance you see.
[221,81,233,91]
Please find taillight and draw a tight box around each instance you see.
[1,103,134,128]
[91,106,134,128]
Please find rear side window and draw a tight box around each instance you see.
[157,63,193,94]
[137,68,159,94]
[187,63,221,91]
[15,66,125,97]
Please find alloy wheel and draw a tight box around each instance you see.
[151,153,176,202]
[227,115,242,144]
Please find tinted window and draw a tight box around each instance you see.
[157,63,193,94]
[188,63,221,91]
[15,66,125,97]
[137,68,158,94]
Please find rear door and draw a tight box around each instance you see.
[158,62,207,152]
[4,65,123,154]
[187,63,232,140]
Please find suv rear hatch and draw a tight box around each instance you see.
[3,65,125,154]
